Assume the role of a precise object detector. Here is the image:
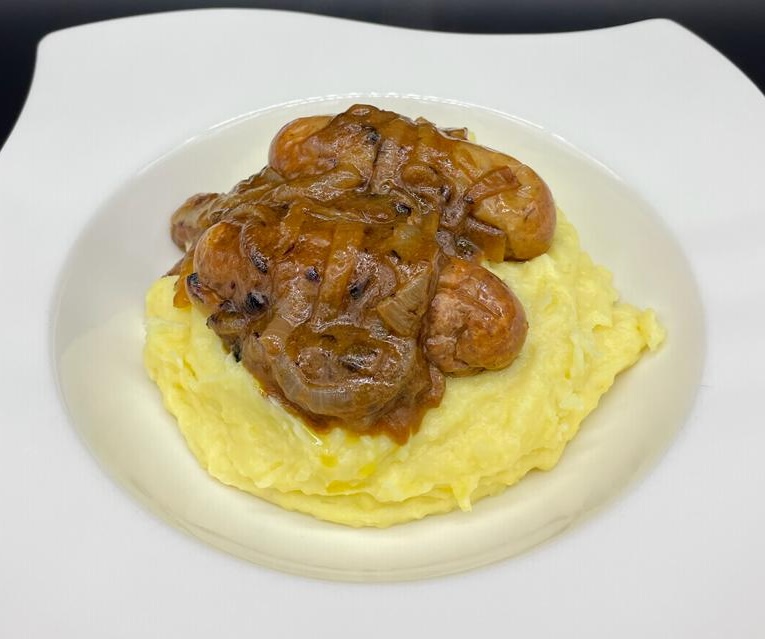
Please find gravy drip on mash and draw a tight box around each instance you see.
[167,105,556,443]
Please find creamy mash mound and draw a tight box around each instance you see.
[144,212,664,527]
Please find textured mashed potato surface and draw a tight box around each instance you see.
[144,212,664,527]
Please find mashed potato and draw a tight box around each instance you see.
[144,211,664,527]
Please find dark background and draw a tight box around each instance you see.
[2,0,764,148]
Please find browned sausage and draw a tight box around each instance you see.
[453,140,556,260]
[269,105,555,261]
[424,257,527,376]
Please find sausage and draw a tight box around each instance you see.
[424,257,527,376]
[268,115,333,178]
[453,140,556,260]
[170,192,222,251]
[192,220,272,312]
[268,105,555,261]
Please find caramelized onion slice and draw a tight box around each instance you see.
[440,126,469,140]
[376,263,435,337]
[272,323,417,421]
[312,222,364,323]
[461,217,507,263]
[262,165,365,206]
[464,166,520,204]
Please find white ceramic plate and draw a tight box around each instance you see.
[52,92,705,581]
[1,9,763,637]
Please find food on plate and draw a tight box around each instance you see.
[166,105,555,442]
[144,104,664,527]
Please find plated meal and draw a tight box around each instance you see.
[144,104,664,527]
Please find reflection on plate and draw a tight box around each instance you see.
[52,95,703,581]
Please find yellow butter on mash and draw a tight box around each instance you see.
[144,211,664,527]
